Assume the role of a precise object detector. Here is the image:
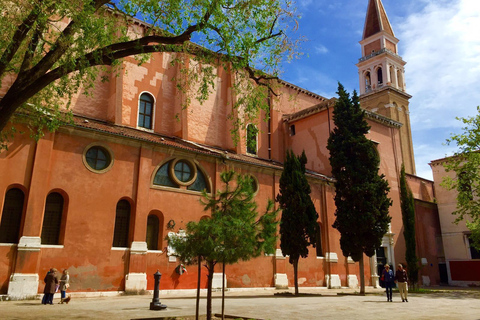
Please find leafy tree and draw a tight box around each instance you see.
[169,170,278,320]
[0,0,301,149]
[399,164,419,288]
[276,149,318,295]
[442,106,480,250]
[327,83,392,295]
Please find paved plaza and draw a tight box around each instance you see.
[1,287,479,320]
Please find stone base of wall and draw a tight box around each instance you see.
[7,273,39,300]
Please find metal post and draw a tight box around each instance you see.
[150,270,167,310]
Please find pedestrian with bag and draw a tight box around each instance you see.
[59,269,70,304]
[381,264,395,302]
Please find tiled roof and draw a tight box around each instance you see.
[67,115,333,182]
[283,98,402,128]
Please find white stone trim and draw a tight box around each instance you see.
[325,274,341,289]
[41,245,64,249]
[212,273,226,289]
[17,236,41,251]
[347,275,359,288]
[347,256,355,264]
[0,243,17,247]
[274,273,288,289]
[275,248,286,259]
[111,247,128,251]
[325,252,338,263]
[130,241,148,255]
[7,273,39,299]
[125,273,147,291]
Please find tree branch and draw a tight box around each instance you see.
[0,4,41,77]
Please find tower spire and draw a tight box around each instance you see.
[357,0,416,174]
[363,0,395,39]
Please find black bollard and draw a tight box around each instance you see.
[150,270,167,310]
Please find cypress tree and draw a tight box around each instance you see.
[399,164,419,288]
[327,83,392,295]
[276,150,319,295]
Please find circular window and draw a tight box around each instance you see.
[83,144,113,173]
[169,159,197,186]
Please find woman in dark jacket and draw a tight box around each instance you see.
[381,264,395,302]
[42,268,58,305]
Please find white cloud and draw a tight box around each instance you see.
[396,0,480,178]
[315,44,329,54]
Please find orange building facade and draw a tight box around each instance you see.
[0,0,443,299]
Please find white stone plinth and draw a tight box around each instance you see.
[7,273,39,299]
[274,273,288,289]
[125,273,147,292]
[17,236,41,251]
[325,252,338,263]
[422,275,431,286]
[347,275,359,288]
[130,241,148,255]
[325,274,341,289]
[212,273,226,289]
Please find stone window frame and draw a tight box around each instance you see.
[137,91,156,131]
[151,157,212,195]
[82,142,114,174]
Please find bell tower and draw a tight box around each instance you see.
[357,0,416,174]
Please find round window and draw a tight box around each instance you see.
[169,159,197,186]
[174,160,193,182]
[83,145,113,173]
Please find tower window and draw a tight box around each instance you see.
[377,67,383,84]
[290,125,296,136]
[365,72,372,92]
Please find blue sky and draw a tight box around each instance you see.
[280,0,480,180]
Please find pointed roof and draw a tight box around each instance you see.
[362,0,395,39]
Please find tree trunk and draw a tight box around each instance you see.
[221,262,225,320]
[359,254,365,296]
[293,257,299,296]
[206,261,214,320]
[196,256,201,320]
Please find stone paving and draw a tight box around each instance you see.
[1,287,480,320]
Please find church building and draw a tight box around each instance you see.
[0,0,443,299]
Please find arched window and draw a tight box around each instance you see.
[112,199,131,248]
[316,223,323,257]
[146,215,159,250]
[0,188,25,244]
[377,67,383,84]
[246,124,258,155]
[187,168,209,192]
[138,93,154,129]
[153,158,211,193]
[365,72,371,92]
[397,71,403,90]
[389,66,396,86]
[41,192,64,245]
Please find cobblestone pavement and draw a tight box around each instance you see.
[1,287,479,320]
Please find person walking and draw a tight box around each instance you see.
[42,268,58,305]
[381,264,395,302]
[395,263,409,302]
[59,269,70,304]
